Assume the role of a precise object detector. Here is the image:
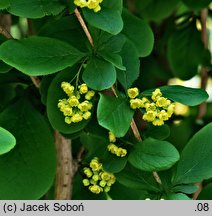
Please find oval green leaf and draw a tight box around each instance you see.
[122,9,154,57]
[142,85,209,106]
[0,36,86,76]
[82,58,116,91]
[83,7,123,35]
[129,138,180,172]
[173,122,212,184]
[97,94,134,137]
[6,0,65,18]
[0,127,16,155]
[0,100,56,199]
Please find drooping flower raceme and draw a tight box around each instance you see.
[82,157,116,194]
[58,82,95,125]
[128,88,175,126]
[107,131,127,157]
[74,0,103,12]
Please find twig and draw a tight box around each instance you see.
[54,131,75,200]
[31,76,40,88]
[74,8,94,47]
[193,9,209,200]
[0,25,12,39]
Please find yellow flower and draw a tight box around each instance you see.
[83,111,92,120]
[90,158,102,171]
[130,98,143,109]
[85,90,95,100]
[79,83,88,94]
[65,117,72,124]
[101,172,112,181]
[83,167,93,178]
[158,110,169,121]
[61,107,73,116]
[82,179,90,186]
[116,148,127,157]
[104,186,111,193]
[94,5,101,12]
[152,118,164,126]
[74,0,103,12]
[71,113,83,123]
[58,99,68,109]
[89,185,103,194]
[143,111,156,122]
[146,102,156,111]
[92,174,99,181]
[152,88,162,101]
[127,87,139,99]
[78,101,92,112]
[61,82,74,96]
[167,103,175,117]
[108,131,116,143]
[156,97,169,108]
[174,102,189,116]
[99,180,107,187]
[68,96,79,107]
[107,143,118,154]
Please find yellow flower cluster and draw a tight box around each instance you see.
[128,88,175,126]
[74,0,103,12]
[82,157,116,194]
[58,82,95,124]
[107,132,127,157]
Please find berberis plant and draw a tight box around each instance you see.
[0,0,211,200]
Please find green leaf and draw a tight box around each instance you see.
[38,16,88,52]
[166,193,191,200]
[167,24,205,80]
[122,9,154,57]
[47,66,90,134]
[80,132,108,161]
[0,36,86,76]
[83,7,123,35]
[129,138,180,172]
[136,0,181,22]
[109,182,148,200]
[0,0,9,9]
[97,94,134,137]
[0,127,16,155]
[198,183,212,200]
[98,50,126,70]
[102,151,128,173]
[172,184,198,194]
[0,61,12,74]
[144,124,170,140]
[117,40,140,90]
[183,0,211,9]
[173,122,212,184]
[82,58,116,91]
[6,0,66,18]
[116,163,161,192]
[142,85,209,106]
[0,100,56,199]
[102,0,123,13]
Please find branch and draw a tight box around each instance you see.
[197,9,209,120]
[0,25,12,39]
[74,8,94,47]
[194,9,209,200]
[54,131,76,200]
